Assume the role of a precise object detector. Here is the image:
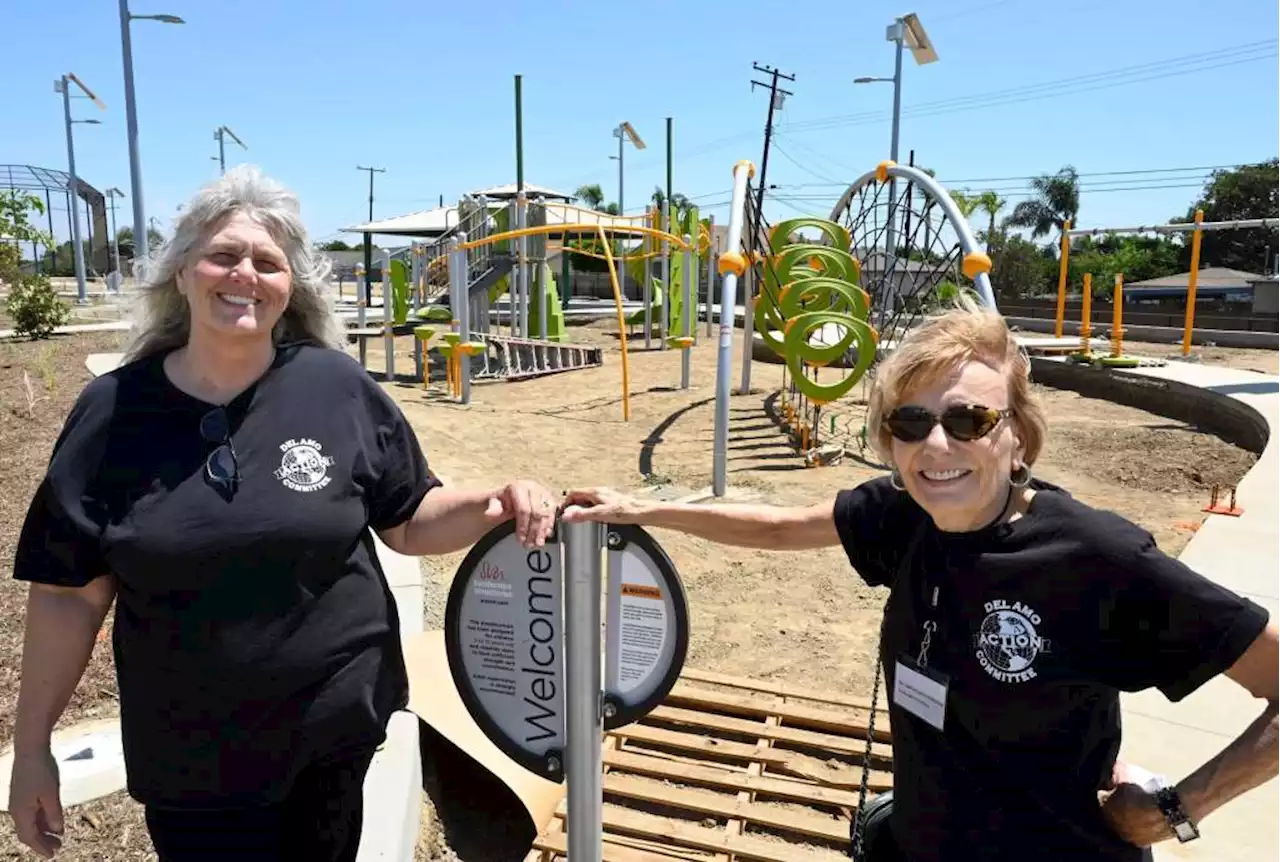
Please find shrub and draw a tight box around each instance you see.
[6,274,71,339]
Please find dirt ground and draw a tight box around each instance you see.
[0,324,1268,860]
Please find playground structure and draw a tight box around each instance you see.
[346,188,714,421]
[1054,211,1279,357]
[733,160,997,471]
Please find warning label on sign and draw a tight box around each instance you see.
[621,583,662,600]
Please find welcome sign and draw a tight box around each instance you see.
[445,520,687,781]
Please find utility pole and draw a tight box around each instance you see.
[213,125,246,174]
[749,63,793,249]
[741,63,793,394]
[357,165,385,304]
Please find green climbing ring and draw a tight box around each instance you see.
[784,311,877,404]
[769,218,852,253]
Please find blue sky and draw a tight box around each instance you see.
[5,0,1277,249]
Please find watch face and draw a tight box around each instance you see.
[1173,820,1200,843]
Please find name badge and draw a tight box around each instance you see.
[894,654,949,731]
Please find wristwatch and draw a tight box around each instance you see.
[1144,776,1201,843]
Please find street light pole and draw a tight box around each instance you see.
[105,188,124,288]
[118,0,146,276]
[855,13,937,328]
[58,78,88,304]
[55,74,104,304]
[118,1,184,277]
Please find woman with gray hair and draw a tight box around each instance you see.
[8,165,558,861]
[562,298,1277,861]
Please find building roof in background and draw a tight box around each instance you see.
[469,182,574,201]
[1126,267,1263,289]
[341,205,461,237]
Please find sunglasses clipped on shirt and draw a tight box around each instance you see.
[884,404,1014,443]
[200,406,241,492]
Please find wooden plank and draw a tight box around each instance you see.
[603,773,849,843]
[680,669,880,713]
[534,829,700,862]
[645,705,893,764]
[602,749,887,807]
[609,724,794,768]
[597,803,845,862]
[725,710,782,862]
[614,712,875,794]
[666,683,891,742]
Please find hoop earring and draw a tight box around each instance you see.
[1010,464,1031,488]
[890,470,906,491]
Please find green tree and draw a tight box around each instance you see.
[319,239,353,251]
[949,190,981,221]
[1178,159,1278,272]
[1004,166,1080,242]
[1071,234,1183,297]
[1,190,54,279]
[987,233,1057,298]
[1,190,69,339]
[116,225,165,260]
[977,191,1006,246]
[575,184,605,210]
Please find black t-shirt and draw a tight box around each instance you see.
[834,476,1269,862]
[13,343,441,809]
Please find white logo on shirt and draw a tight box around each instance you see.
[273,437,336,493]
[975,599,1051,684]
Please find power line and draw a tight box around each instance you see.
[779,40,1277,134]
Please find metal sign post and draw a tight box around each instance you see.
[563,519,603,862]
[445,516,689,860]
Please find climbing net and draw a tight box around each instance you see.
[744,165,987,465]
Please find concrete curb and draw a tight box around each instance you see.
[356,536,426,861]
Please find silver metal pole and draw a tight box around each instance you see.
[681,235,692,389]
[705,215,716,338]
[879,19,905,330]
[355,262,367,367]
[118,0,147,279]
[108,193,121,285]
[715,165,753,496]
[59,78,88,304]
[536,196,547,341]
[738,264,754,395]
[458,231,472,404]
[617,131,627,321]
[660,199,669,350]
[382,250,393,381]
[562,518,604,862]
[516,195,528,338]
[640,205,651,348]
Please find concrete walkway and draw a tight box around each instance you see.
[1076,359,1279,861]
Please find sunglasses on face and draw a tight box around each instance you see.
[200,407,240,492]
[884,404,1014,443]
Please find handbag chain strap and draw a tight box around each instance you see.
[851,520,930,861]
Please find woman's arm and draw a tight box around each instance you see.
[1178,622,1279,823]
[13,577,117,755]
[561,487,842,551]
[378,480,558,556]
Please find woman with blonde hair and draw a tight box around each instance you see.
[563,297,1277,861]
[9,165,558,861]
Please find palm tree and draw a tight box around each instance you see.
[949,190,981,221]
[575,184,606,210]
[1004,166,1079,242]
[977,191,1006,248]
